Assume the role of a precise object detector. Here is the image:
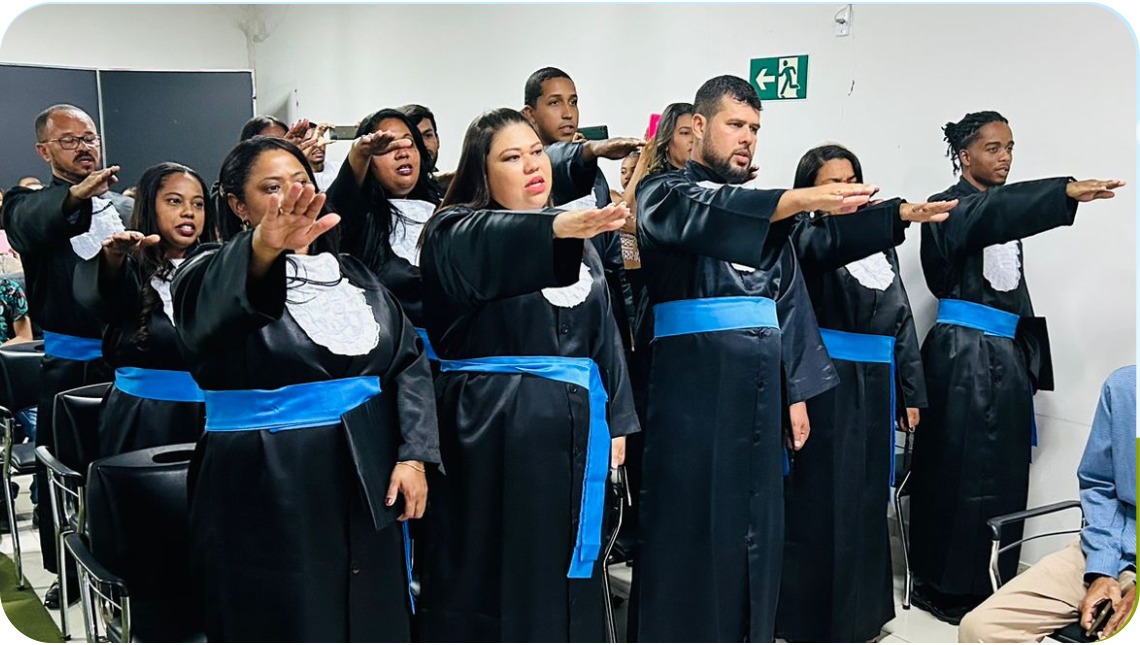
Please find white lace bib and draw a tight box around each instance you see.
[542,262,592,308]
[844,252,895,291]
[983,241,1022,292]
[388,199,435,267]
[285,254,380,356]
[70,196,126,260]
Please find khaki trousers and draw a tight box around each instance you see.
[958,540,1135,642]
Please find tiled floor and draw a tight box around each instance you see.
[1,473,86,642]
[604,536,964,643]
[0,477,1057,644]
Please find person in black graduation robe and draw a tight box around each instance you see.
[777,145,955,642]
[72,163,213,458]
[173,137,439,642]
[628,75,880,643]
[910,173,1123,619]
[547,139,640,352]
[324,109,442,333]
[2,105,126,597]
[324,112,445,633]
[416,108,639,642]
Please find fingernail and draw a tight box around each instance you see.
[386,497,394,506]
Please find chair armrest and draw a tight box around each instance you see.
[35,445,83,480]
[63,532,129,596]
[0,404,13,420]
[988,500,1082,540]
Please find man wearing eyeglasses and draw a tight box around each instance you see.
[1,103,126,610]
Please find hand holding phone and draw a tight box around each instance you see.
[1086,598,1114,638]
[330,125,361,140]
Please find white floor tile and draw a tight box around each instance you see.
[883,604,961,643]
[608,562,632,598]
[881,635,911,643]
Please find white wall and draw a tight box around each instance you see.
[1,3,1135,567]
[0,3,250,70]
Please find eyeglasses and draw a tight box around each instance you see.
[40,134,101,150]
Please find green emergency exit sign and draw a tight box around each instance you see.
[750,55,809,101]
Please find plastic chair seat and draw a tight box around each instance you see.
[11,442,37,473]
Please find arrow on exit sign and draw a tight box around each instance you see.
[754,68,776,91]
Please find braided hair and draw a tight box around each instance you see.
[943,110,1008,174]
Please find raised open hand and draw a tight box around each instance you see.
[552,203,631,240]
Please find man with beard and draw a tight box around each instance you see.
[1,104,125,609]
[910,110,1125,622]
[629,75,878,642]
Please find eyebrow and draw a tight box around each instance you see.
[259,171,309,181]
[498,143,543,155]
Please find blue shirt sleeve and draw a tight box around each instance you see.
[1079,375,1126,579]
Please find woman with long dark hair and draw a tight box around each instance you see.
[777,144,956,642]
[417,108,639,642]
[172,136,439,642]
[325,109,441,352]
[620,101,695,364]
[74,162,214,456]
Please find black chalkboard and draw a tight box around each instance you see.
[0,63,100,190]
[0,64,253,194]
[98,70,254,189]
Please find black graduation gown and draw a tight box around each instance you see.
[325,161,428,327]
[73,255,204,457]
[630,161,838,643]
[547,142,635,350]
[778,202,928,642]
[417,205,639,642]
[911,176,1077,598]
[1,177,117,573]
[172,233,439,642]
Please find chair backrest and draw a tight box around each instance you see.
[0,341,44,413]
[52,382,111,475]
[85,443,201,641]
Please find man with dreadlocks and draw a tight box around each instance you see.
[909,109,1124,623]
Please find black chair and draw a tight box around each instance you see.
[0,340,44,588]
[602,466,631,643]
[893,423,915,610]
[65,443,203,642]
[52,382,111,479]
[41,381,111,638]
[987,501,1091,643]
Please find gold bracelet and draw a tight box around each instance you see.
[397,461,426,473]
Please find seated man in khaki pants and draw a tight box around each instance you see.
[959,365,1136,642]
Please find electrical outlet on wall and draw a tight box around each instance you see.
[834,4,853,37]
